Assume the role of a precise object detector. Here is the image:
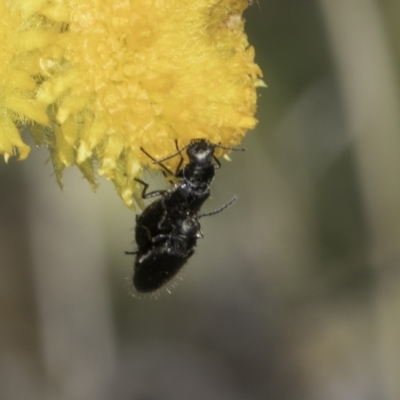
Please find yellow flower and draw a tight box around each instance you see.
[1,0,262,207]
[0,1,52,161]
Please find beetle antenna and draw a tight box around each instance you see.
[199,195,238,218]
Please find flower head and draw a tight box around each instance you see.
[1,0,262,207]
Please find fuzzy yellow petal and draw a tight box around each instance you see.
[0,114,31,161]
[1,0,262,208]
[0,1,60,161]
[3,93,49,125]
[6,71,36,92]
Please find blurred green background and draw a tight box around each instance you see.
[1,1,400,399]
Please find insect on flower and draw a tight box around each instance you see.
[139,139,244,224]
[126,138,244,293]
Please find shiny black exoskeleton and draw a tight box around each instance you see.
[169,139,220,211]
[139,139,244,230]
[133,213,202,292]
[127,138,243,293]
[130,196,237,292]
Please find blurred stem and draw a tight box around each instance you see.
[319,1,400,398]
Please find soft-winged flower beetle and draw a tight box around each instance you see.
[126,139,243,293]
[128,196,238,293]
